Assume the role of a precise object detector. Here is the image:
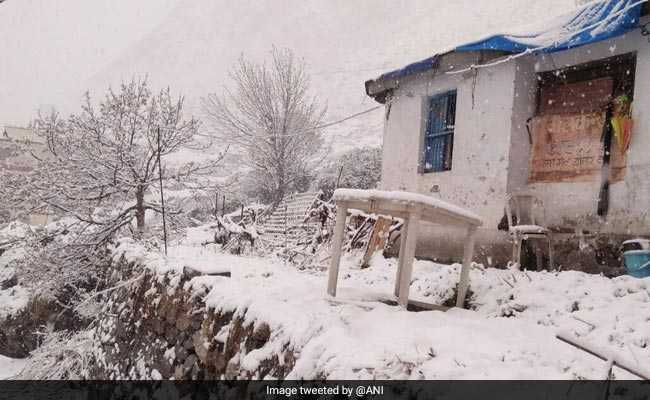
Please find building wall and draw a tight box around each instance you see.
[380,54,517,264]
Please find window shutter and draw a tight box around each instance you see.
[422,91,456,173]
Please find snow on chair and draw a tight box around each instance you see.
[505,191,554,270]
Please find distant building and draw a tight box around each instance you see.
[1,125,49,225]
[365,0,650,271]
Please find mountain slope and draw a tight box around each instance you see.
[85,0,578,153]
[0,0,180,126]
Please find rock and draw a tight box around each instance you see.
[225,359,240,380]
[174,365,185,380]
[190,361,200,379]
[164,302,178,323]
[152,318,164,336]
[176,313,191,331]
[156,295,169,317]
[192,331,209,363]
[164,324,178,343]
[151,354,174,378]
[248,323,271,351]
[211,351,227,372]
[175,344,188,363]
[183,354,198,371]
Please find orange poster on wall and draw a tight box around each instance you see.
[528,112,626,183]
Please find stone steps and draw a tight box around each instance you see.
[259,192,321,249]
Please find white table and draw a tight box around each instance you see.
[327,189,483,309]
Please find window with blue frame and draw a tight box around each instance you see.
[422,91,456,173]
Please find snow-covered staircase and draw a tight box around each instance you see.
[259,192,321,250]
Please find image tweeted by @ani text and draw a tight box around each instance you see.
[266,383,384,398]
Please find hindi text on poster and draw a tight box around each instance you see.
[528,112,626,183]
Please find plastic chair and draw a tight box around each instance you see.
[505,192,554,270]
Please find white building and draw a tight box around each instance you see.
[365,1,650,271]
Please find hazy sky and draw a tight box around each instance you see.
[1,0,576,135]
[0,0,181,125]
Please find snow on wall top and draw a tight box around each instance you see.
[369,0,644,86]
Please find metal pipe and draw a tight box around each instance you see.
[556,332,650,380]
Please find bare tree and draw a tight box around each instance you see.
[27,78,224,240]
[201,48,326,205]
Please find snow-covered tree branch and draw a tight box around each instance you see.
[201,48,326,205]
[25,79,226,239]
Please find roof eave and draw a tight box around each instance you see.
[364,77,398,104]
[364,53,446,104]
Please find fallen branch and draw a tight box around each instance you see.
[77,273,146,313]
[500,276,515,289]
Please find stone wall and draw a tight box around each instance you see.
[91,258,295,380]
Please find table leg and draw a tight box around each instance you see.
[456,226,477,308]
[394,218,410,297]
[397,214,419,308]
[327,205,348,297]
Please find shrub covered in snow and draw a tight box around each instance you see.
[314,146,382,199]
[0,218,112,357]
[15,330,95,379]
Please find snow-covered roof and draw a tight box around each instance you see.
[366,0,646,101]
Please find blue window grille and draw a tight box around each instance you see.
[423,91,456,173]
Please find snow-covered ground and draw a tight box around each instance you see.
[0,222,31,320]
[0,356,26,380]
[114,228,650,380]
[0,224,31,380]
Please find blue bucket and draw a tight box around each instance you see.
[623,250,650,278]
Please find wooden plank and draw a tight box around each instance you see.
[379,298,450,312]
[360,216,392,268]
[327,205,348,297]
[539,77,612,115]
[406,299,450,312]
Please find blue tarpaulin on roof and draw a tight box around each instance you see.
[374,0,644,83]
[457,0,643,53]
